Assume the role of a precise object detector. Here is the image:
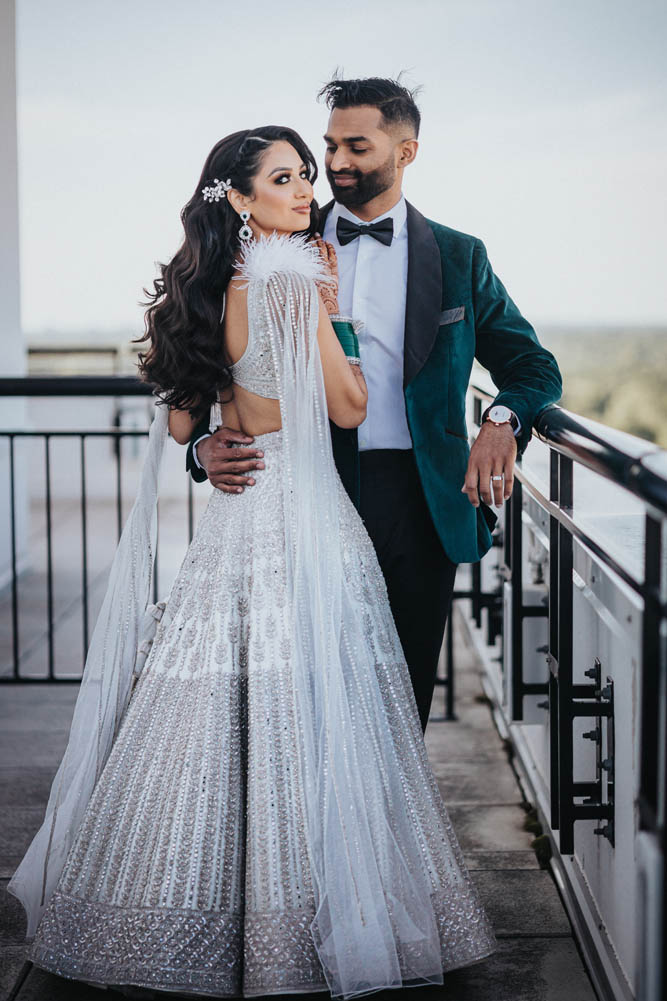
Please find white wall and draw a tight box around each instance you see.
[0,0,23,379]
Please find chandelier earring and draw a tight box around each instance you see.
[238,210,253,243]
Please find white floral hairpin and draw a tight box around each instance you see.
[201,177,232,203]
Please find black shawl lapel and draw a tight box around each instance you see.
[403,201,443,387]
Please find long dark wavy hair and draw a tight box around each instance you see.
[136,126,320,421]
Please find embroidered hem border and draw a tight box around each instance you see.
[27,888,498,996]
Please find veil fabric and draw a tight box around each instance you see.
[238,234,444,999]
[7,401,169,938]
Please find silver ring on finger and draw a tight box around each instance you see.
[491,474,503,481]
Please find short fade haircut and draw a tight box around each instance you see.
[318,75,421,138]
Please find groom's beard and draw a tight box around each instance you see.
[326,152,396,208]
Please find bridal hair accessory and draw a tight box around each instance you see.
[238,210,253,243]
[201,177,232,202]
[201,135,272,205]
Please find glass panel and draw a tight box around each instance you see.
[573,463,645,584]
[515,435,647,586]
[518,434,550,496]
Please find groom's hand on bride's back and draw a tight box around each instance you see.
[196,429,266,494]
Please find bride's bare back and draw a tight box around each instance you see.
[168,253,367,497]
[220,276,282,436]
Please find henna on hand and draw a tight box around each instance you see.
[312,234,339,315]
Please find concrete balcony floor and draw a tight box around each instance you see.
[0,610,598,1001]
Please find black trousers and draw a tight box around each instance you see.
[358,449,458,733]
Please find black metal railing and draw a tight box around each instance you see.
[0,377,198,683]
[3,372,666,1001]
[0,376,494,699]
[461,378,666,1001]
[2,376,666,860]
[458,381,667,851]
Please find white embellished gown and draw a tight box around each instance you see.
[16,236,498,998]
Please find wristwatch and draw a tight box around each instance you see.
[482,404,520,433]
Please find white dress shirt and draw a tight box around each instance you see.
[323,195,412,451]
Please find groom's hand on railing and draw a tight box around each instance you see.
[196,428,266,494]
[461,422,517,508]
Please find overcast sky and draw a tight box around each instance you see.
[15,0,667,333]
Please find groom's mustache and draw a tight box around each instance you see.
[328,170,361,183]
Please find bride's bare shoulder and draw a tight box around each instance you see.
[222,272,249,361]
[225,272,249,328]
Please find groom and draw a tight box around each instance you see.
[185,77,562,732]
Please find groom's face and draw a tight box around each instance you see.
[323,107,402,208]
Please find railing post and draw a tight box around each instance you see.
[445,609,455,719]
[549,448,561,829]
[45,434,55,679]
[638,513,662,831]
[557,453,575,853]
[80,435,89,657]
[471,561,482,627]
[113,408,123,540]
[9,435,19,679]
[510,477,524,720]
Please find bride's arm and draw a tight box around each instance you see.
[316,291,368,429]
[168,407,198,445]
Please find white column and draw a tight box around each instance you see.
[0,0,27,593]
[0,0,22,379]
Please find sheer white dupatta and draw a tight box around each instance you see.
[7,400,169,938]
[239,234,443,999]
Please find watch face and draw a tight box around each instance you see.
[489,405,512,422]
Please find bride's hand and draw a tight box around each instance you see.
[312,234,339,315]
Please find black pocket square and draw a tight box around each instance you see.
[439,306,465,325]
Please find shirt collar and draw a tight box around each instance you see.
[331,194,407,240]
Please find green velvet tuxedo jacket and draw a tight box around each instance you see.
[185,199,562,564]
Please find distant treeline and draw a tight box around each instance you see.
[27,324,667,449]
[536,326,667,448]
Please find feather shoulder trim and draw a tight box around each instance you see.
[235,232,334,287]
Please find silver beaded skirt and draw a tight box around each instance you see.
[27,428,498,997]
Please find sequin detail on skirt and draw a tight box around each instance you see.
[27,428,498,996]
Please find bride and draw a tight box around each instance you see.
[8,125,498,999]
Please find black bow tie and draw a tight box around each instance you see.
[336,215,394,247]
